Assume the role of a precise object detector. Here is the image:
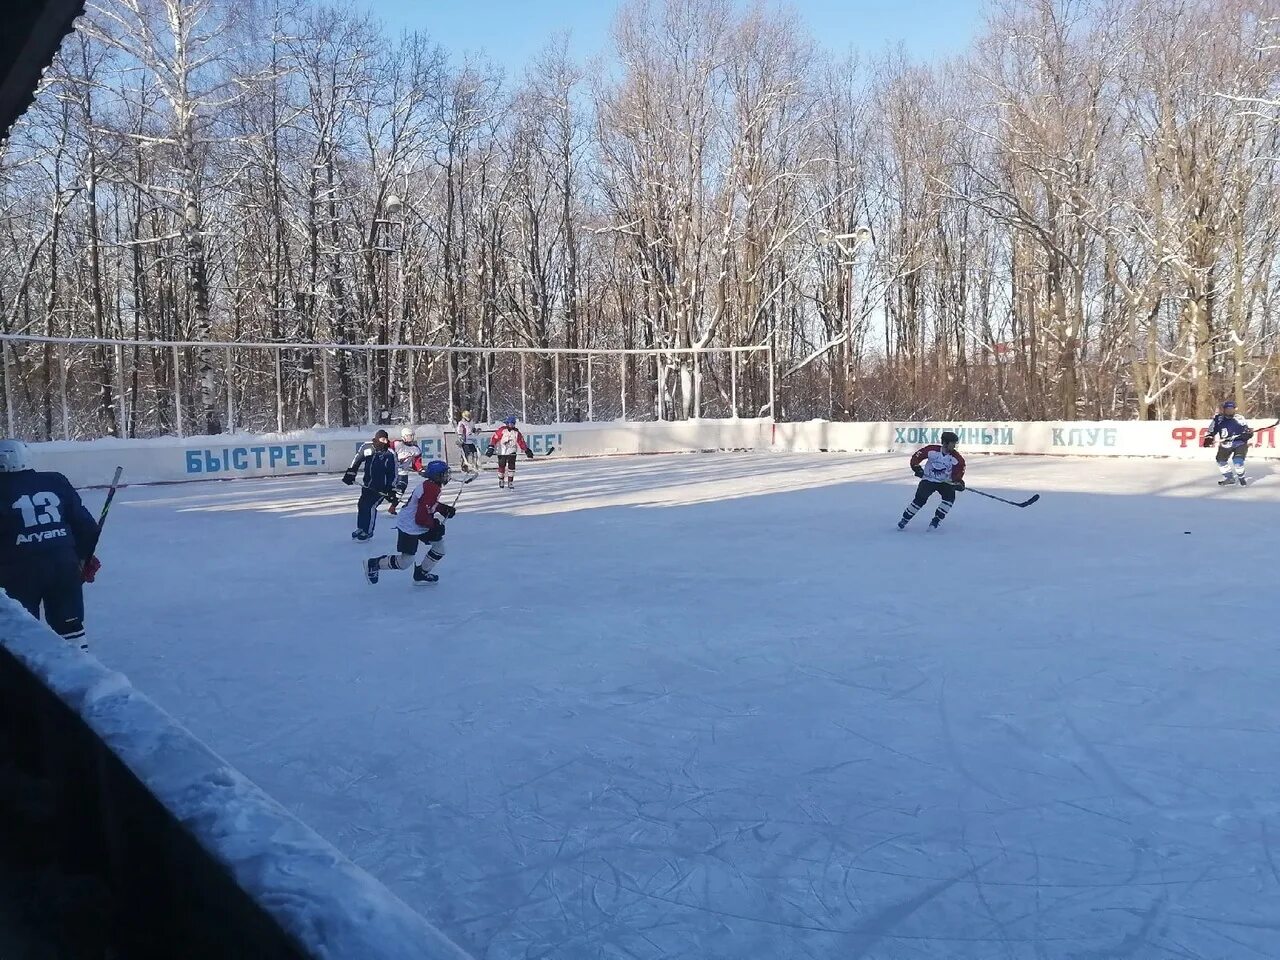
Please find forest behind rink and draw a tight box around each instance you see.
[0,0,1277,438]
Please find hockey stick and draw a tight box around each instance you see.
[965,487,1040,508]
[96,466,124,531]
[83,466,123,575]
[448,478,471,507]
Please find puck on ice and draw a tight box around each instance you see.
[1184,531,1191,534]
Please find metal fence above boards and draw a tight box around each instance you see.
[0,335,774,441]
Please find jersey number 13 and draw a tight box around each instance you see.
[12,493,62,527]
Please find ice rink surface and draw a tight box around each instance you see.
[90,451,1280,958]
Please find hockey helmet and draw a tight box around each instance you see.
[940,431,960,447]
[400,427,416,442]
[461,409,471,420]
[423,459,450,485]
[504,415,517,426]
[0,439,30,472]
[1221,400,1237,411]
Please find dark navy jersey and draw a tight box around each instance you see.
[347,444,398,492]
[1206,414,1250,448]
[0,470,99,564]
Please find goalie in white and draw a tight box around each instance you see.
[456,410,480,475]
[389,427,422,513]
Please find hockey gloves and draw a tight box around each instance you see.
[912,465,924,478]
[82,555,102,583]
[1201,436,1214,447]
[525,449,534,459]
[342,470,357,484]
[953,479,966,492]
[437,503,457,519]
[485,446,495,457]
[424,524,445,542]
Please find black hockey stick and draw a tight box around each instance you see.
[96,466,124,530]
[966,487,1040,508]
[83,466,123,575]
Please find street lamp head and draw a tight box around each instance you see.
[818,226,872,251]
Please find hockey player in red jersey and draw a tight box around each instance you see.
[486,415,533,489]
[897,431,966,530]
[365,459,455,585]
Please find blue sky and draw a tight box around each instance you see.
[357,0,986,73]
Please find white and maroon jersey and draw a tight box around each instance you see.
[395,480,445,536]
[456,419,476,445]
[910,444,966,483]
[392,439,421,476]
[489,425,529,457]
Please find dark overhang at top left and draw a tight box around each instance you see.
[0,0,86,140]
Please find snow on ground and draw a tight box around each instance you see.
[90,451,1280,959]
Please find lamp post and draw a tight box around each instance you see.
[817,226,872,418]
[375,194,403,422]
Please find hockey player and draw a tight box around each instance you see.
[486,415,533,489]
[342,429,398,540]
[365,459,456,585]
[897,430,966,530]
[389,427,422,511]
[0,440,101,650]
[1201,399,1253,486]
[456,410,480,475]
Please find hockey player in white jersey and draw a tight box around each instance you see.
[486,415,533,489]
[388,427,422,513]
[456,410,480,475]
[365,459,456,585]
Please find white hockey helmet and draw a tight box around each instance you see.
[0,439,31,472]
[400,427,416,442]
[461,409,471,420]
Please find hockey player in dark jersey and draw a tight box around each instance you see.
[1201,400,1253,486]
[342,429,398,540]
[897,431,966,530]
[0,440,100,649]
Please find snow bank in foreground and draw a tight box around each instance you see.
[0,597,474,960]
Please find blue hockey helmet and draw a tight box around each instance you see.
[423,459,450,484]
[504,415,517,426]
[1222,399,1237,411]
